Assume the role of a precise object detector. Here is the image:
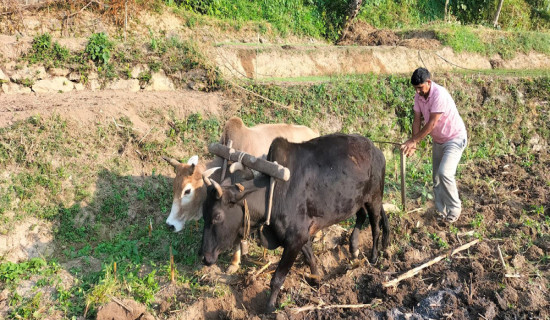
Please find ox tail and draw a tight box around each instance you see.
[380,206,390,250]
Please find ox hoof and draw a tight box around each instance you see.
[265,303,276,314]
[226,264,239,274]
[370,255,379,265]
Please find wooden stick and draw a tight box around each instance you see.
[400,150,406,211]
[220,140,232,181]
[383,239,479,288]
[170,246,175,283]
[295,269,322,280]
[251,261,272,279]
[108,295,133,313]
[497,245,507,269]
[406,208,423,214]
[291,299,382,314]
[266,176,276,225]
[138,126,154,144]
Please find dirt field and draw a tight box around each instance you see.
[155,156,550,319]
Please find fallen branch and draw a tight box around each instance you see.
[291,299,382,314]
[383,239,479,288]
[137,126,154,144]
[251,261,272,279]
[406,208,423,214]
[108,295,133,313]
[295,269,322,281]
[65,0,99,19]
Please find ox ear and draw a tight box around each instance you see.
[226,184,256,204]
[187,155,199,166]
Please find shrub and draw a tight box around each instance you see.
[25,33,71,68]
[85,33,113,65]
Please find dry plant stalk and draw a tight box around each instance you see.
[251,261,272,279]
[291,298,382,314]
[170,245,175,283]
[108,295,133,313]
[497,244,521,278]
[383,239,479,288]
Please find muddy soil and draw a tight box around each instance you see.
[168,153,549,320]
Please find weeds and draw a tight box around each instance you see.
[25,33,71,68]
[85,33,113,65]
[429,232,449,249]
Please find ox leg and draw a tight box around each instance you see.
[366,200,382,264]
[380,205,390,251]
[349,206,368,259]
[266,240,304,313]
[301,238,320,285]
[226,244,241,274]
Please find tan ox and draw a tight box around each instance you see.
[163,116,318,271]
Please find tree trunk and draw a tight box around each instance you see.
[444,0,450,22]
[493,0,505,28]
[337,0,363,44]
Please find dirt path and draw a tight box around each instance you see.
[0,89,228,128]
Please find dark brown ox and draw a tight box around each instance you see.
[164,117,318,272]
[201,133,390,313]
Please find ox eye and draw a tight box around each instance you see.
[212,211,224,224]
[184,189,191,195]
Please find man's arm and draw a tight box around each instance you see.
[401,112,442,156]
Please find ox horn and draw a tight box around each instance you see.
[211,180,223,199]
[202,167,220,186]
[163,156,181,168]
[229,162,245,173]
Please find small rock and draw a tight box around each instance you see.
[107,79,141,92]
[1,82,32,94]
[144,71,175,91]
[0,289,9,301]
[68,72,81,82]
[187,81,206,91]
[33,77,74,93]
[49,67,70,77]
[89,79,101,91]
[0,69,8,82]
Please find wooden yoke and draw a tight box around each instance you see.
[209,143,290,226]
[208,143,290,181]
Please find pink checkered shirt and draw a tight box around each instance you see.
[413,82,467,144]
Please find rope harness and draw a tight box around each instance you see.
[236,183,251,255]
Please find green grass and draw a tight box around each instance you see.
[21,31,222,90]
[173,0,549,41]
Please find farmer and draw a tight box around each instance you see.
[400,67,468,223]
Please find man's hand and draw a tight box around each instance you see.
[400,139,417,157]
